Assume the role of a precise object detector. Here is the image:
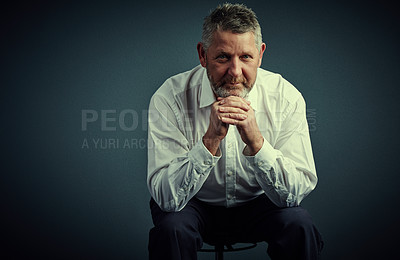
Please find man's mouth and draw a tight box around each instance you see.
[224,82,243,88]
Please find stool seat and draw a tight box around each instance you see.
[199,242,257,252]
[199,231,257,260]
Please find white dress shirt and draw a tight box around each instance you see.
[147,65,317,212]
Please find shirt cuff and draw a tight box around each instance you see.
[245,137,277,170]
[188,139,221,175]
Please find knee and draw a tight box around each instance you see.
[268,207,323,259]
[156,213,199,238]
[282,207,317,236]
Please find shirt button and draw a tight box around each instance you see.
[227,171,233,176]
[257,161,263,167]
[227,195,233,200]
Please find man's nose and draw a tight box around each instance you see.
[228,57,242,78]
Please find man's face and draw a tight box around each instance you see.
[198,30,266,98]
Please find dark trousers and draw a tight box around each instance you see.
[148,194,323,260]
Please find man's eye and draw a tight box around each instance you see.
[241,55,250,59]
[217,55,228,60]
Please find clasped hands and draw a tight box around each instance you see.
[203,96,264,156]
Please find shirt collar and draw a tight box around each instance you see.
[200,67,216,108]
[246,70,260,112]
[199,66,261,111]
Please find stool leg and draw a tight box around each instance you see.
[215,245,223,260]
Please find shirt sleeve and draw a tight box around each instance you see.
[245,95,317,207]
[147,93,220,212]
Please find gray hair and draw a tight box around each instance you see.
[201,3,263,52]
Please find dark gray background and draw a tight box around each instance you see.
[1,0,399,259]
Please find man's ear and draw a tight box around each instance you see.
[197,42,207,67]
[258,43,267,67]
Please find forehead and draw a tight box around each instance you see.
[210,30,257,52]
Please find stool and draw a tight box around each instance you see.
[199,231,257,260]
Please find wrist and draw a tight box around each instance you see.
[244,136,264,156]
[202,133,222,156]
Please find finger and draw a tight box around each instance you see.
[220,100,251,111]
[218,106,248,114]
[220,116,242,125]
[219,113,247,120]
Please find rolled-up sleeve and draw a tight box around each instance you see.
[245,96,317,207]
[147,94,220,212]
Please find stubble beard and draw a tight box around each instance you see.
[206,66,253,99]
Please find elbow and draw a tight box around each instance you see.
[272,193,301,208]
[285,193,301,207]
[148,185,186,212]
[158,203,178,213]
[270,186,307,208]
[148,174,192,212]
[286,177,317,207]
[152,197,186,212]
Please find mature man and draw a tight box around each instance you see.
[147,3,323,260]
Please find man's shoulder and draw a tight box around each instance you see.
[153,65,204,99]
[256,68,302,103]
